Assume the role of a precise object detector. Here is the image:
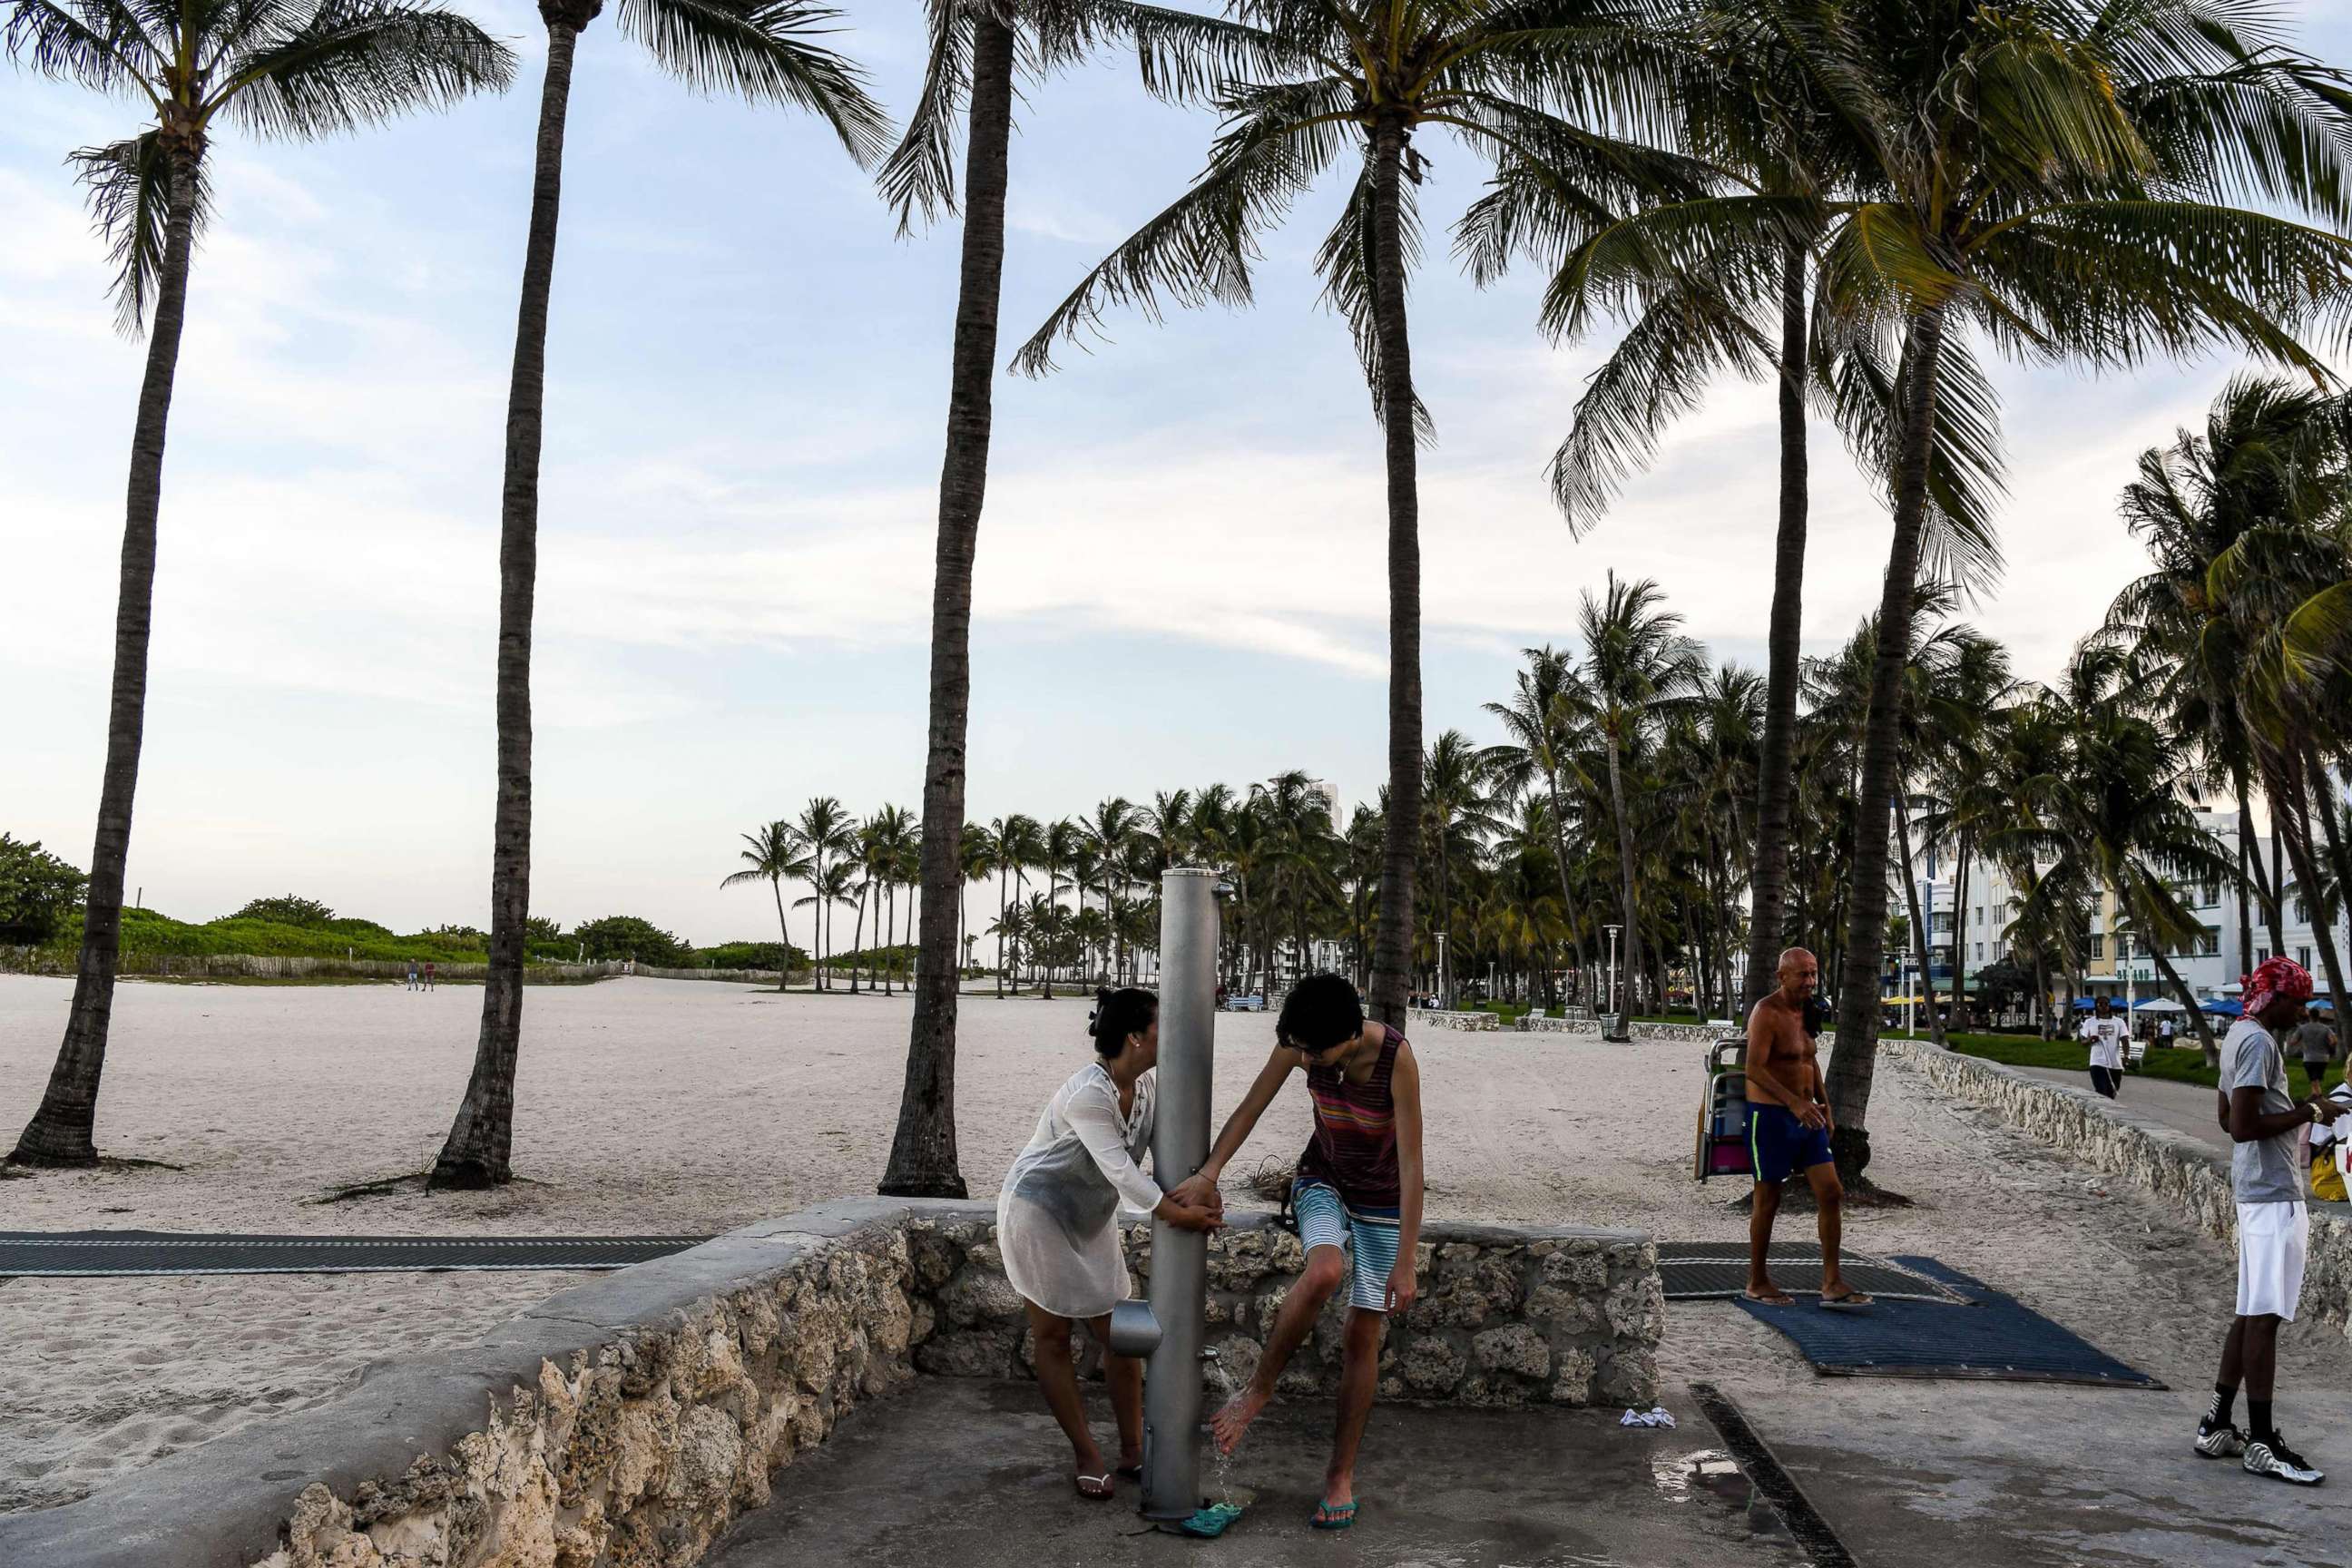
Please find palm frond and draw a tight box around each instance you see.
[1314,156,1432,441]
[876,0,969,231]
[1011,76,1354,376]
[214,0,516,138]
[69,130,211,333]
[4,0,158,93]
[1547,271,1775,528]
[612,0,888,163]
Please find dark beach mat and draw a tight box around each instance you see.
[1733,1257,2162,1388]
[1658,1241,1970,1305]
[0,1230,710,1278]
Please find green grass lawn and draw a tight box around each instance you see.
[1890,1028,2331,1100]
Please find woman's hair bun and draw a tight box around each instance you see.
[1089,986,1159,1057]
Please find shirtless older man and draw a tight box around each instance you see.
[1744,947,1869,1308]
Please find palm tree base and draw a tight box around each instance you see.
[6,1132,98,1169]
[877,1175,970,1200]
[426,1155,508,1191]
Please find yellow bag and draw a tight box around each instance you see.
[2312,1151,2347,1204]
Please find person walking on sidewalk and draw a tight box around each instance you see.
[2080,997,2129,1099]
[2198,957,2342,1484]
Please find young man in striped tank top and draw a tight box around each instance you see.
[1171,974,1425,1532]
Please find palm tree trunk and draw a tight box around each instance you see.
[1604,737,1642,1015]
[1891,787,1942,1044]
[2147,945,2217,1061]
[2238,780,2259,970]
[1540,768,1592,1004]
[771,879,792,993]
[848,879,868,995]
[1951,828,1972,1033]
[882,882,896,995]
[1824,304,1949,1187]
[430,23,584,1189]
[1365,113,1422,1029]
[11,140,204,1168]
[882,14,1014,1198]
[1743,239,1811,1012]
[995,862,1007,998]
[2281,748,2352,1018]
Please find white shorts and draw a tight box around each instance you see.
[2237,1201,2309,1320]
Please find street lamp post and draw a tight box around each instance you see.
[1437,931,1450,1011]
[2122,931,2135,1043]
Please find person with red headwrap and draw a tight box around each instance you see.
[2198,956,2339,1485]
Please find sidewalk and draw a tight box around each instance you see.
[2013,1064,2230,1150]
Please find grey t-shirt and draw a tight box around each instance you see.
[2221,1018,2302,1204]
[2291,1021,2338,1064]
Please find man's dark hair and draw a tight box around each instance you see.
[1277,974,1364,1053]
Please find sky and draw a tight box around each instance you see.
[6,3,2352,948]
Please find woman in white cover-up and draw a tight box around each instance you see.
[998,986,1220,1500]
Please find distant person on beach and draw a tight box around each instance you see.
[2161,1018,2177,1049]
[1743,948,1871,1310]
[422,961,436,992]
[1171,973,1425,1533]
[2199,956,2339,1484]
[2080,997,2129,1098]
[406,960,418,991]
[2293,1017,2338,1077]
[997,986,1220,1501]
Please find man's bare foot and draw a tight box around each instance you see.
[1211,1385,1269,1455]
[1818,1283,1873,1309]
[1743,1282,1794,1307]
[1321,1472,1357,1509]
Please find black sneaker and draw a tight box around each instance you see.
[2243,1435,2325,1485]
[2195,1418,2247,1459]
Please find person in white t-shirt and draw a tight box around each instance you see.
[2079,998,2129,1099]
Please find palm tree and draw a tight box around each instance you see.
[1082,797,1136,980]
[793,798,856,991]
[720,820,810,991]
[795,860,858,987]
[430,0,886,1190]
[1014,0,1708,1024]
[867,804,919,995]
[1481,646,1597,1002]
[958,820,997,984]
[878,1,1284,1201]
[1571,573,1703,1017]
[1416,733,1498,1005]
[5,0,514,1169]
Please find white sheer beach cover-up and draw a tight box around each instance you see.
[996,1063,1161,1320]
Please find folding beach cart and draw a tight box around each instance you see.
[1693,1036,1754,1182]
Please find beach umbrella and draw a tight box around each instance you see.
[2134,997,2187,1013]
[2203,999,2243,1016]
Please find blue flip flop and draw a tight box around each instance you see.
[1310,1499,1358,1531]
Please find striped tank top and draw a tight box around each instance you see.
[1297,1027,1402,1207]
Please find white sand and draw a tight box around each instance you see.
[3,975,2347,1513]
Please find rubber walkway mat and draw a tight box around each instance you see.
[1658,1241,1970,1305]
[1733,1256,2163,1388]
[0,1230,710,1278]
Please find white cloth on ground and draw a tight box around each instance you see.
[996,1062,1161,1320]
[2236,1200,2309,1320]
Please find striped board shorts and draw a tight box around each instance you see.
[1293,1179,1403,1313]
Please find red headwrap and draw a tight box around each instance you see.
[2242,956,2316,1019]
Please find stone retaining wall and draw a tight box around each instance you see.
[0,1200,1657,1568]
[1408,1008,1504,1031]
[1886,1042,2352,1336]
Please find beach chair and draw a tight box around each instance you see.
[1693,1036,1754,1182]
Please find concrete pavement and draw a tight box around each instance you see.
[701,1378,1809,1568]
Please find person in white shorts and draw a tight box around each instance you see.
[2198,957,2341,1485]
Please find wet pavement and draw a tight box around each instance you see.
[701,1378,1808,1568]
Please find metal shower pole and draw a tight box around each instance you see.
[1140,867,1219,1519]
